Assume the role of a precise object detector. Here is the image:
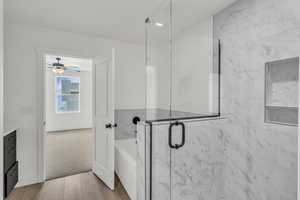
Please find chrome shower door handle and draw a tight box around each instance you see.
[168,121,186,149]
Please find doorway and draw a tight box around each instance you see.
[37,49,118,189]
[44,54,93,180]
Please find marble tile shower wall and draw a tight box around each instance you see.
[213,0,299,199]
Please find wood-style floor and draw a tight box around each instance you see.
[7,172,130,200]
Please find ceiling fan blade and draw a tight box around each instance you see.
[65,65,80,69]
[65,66,81,72]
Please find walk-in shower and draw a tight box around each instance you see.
[138,0,226,200]
[137,0,298,200]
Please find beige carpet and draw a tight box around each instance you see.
[46,129,93,180]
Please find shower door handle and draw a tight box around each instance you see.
[168,121,185,149]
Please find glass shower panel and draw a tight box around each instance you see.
[140,119,227,200]
[145,1,172,121]
[136,122,172,200]
[150,123,172,200]
[170,0,220,119]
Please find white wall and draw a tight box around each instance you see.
[4,23,145,186]
[45,70,93,132]
[0,0,3,198]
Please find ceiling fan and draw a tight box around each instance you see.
[47,57,81,74]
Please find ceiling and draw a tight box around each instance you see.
[4,0,237,44]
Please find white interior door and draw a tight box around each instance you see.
[93,49,116,190]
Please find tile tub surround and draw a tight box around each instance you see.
[115,109,202,140]
[115,109,145,140]
[213,0,299,199]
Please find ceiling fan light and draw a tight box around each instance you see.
[52,57,65,74]
[52,67,65,74]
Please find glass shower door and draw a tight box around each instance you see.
[168,120,226,200]
[144,0,223,199]
[145,1,172,200]
[145,0,171,122]
[169,1,223,199]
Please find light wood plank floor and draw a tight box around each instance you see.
[7,172,130,200]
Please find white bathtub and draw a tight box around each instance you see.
[115,138,137,200]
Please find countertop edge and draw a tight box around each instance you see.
[2,128,19,137]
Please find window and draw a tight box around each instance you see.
[55,76,80,113]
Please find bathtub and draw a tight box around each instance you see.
[115,138,137,200]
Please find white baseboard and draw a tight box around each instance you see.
[46,127,94,133]
[16,177,41,188]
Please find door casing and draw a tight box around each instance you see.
[36,48,113,185]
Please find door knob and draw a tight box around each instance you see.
[105,123,117,129]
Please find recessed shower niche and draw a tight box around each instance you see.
[265,57,299,126]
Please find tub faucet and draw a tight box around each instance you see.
[132,116,141,144]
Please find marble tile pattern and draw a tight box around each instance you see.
[213,0,299,199]
[265,106,298,125]
[137,122,174,200]
[137,123,147,200]
[265,58,299,114]
[137,119,228,200]
[271,81,298,107]
[136,122,172,200]
[171,120,227,200]
[150,124,172,200]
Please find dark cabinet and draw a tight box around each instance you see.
[3,130,18,198]
[4,131,16,173]
[4,162,18,197]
